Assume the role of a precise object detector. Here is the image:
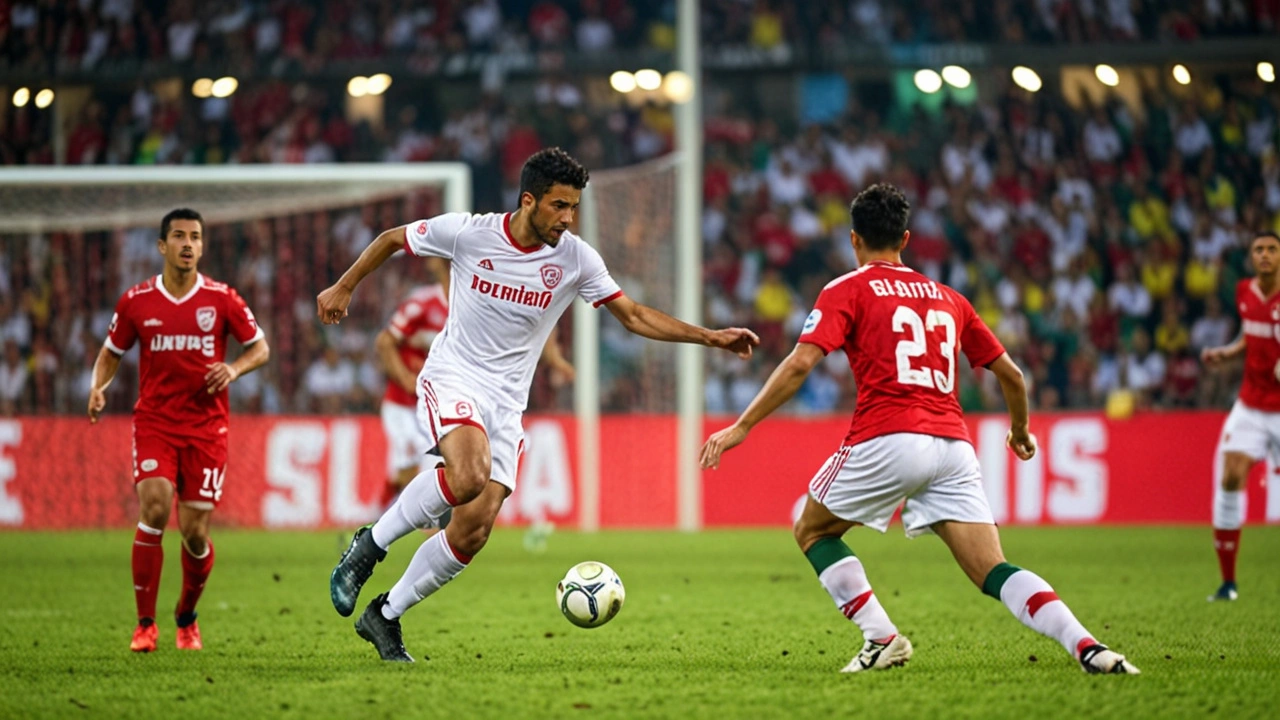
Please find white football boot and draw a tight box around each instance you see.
[841,634,913,673]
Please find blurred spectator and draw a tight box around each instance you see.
[303,346,357,414]
[0,341,28,416]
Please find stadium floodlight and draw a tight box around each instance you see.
[1172,64,1191,85]
[347,76,369,97]
[1012,66,1042,92]
[941,65,971,89]
[662,70,693,103]
[914,69,943,94]
[610,71,637,93]
[1260,62,1276,83]
[635,69,662,91]
[12,87,30,107]
[366,73,392,96]
[1095,64,1120,87]
[210,77,238,98]
[34,89,53,109]
[192,78,214,98]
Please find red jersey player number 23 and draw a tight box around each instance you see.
[798,262,1005,446]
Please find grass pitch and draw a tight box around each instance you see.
[1,526,1277,719]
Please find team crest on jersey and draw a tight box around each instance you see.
[540,264,563,290]
[196,306,217,332]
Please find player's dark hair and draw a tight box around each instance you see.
[519,148,589,202]
[160,208,204,239]
[849,183,910,251]
[1252,231,1280,245]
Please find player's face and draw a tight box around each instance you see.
[1252,236,1280,275]
[158,219,203,272]
[525,184,581,247]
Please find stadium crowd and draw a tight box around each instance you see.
[3,5,1280,419]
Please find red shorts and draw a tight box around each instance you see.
[132,424,228,509]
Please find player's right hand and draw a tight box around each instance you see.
[87,388,106,424]
[1006,427,1037,461]
[700,424,749,469]
[709,327,761,359]
[317,284,352,325]
[1200,346,1227,366]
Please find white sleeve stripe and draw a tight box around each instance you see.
[104,337,126,355]
[242,327,265,345]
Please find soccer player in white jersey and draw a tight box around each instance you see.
[701,184,1138,675]
[316,148,759,662]
[1201,231,1280,601]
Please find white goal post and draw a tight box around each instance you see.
[0,163,472,233]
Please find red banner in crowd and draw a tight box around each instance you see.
[0,412,1276,529]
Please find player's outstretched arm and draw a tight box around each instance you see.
[700,342,825,469]
[206,337,270,394]
[1201,333,1246,366]
[602,295,759,358]
[375,329,418,393]
[88,345,122,424]
[317,227,405,325]
[988,353,1037,461]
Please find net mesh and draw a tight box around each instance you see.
[586,155,680,414]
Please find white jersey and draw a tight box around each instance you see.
[403,212,622,410]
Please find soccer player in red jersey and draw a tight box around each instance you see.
[702,184,1139,675]
[87,208,270,653]
[1200,231,1280,602]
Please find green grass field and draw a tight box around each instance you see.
[2,526,1277,719]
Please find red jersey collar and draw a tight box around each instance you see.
[503,213,544,254]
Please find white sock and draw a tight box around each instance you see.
[383,531,469,619]
[818,557,897,641]
[371,467,455,550]
[998,569,1093,658]
[1213,489,1245,530]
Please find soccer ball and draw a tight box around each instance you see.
[555,561,625,629]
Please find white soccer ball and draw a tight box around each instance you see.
[555,561,625,629]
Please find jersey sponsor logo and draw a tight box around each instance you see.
[479,259,494,271]
[802,309,822,334]
[140,459,158,472]
[540,264,564,290]
[469,274,553,310]
[143,318,164,327]
[868,278,943,300]
[1241,319,1280,340]
[196,306,217,333]
[150,334,217,358]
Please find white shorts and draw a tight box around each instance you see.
[809,432,994,538]
[380,400,442,477]
[417,372,524,491]
[1220,400,1280,461]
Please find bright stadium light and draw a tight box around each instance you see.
[192,78,214,98]
[662,70,693,103]
[1012,66,1042,92]
[634,69,662,91]
[914,69,943,94]
[366,73,392,96]
[210,76,238,98]
[1172,64,1191,85]
[941,65,971,89]
[347,76,369,98]
[1095,64,1120,87]
[12,87,30,108]
[34,88,53,109]
[1260,62,1276,83]
[610,71,637,93]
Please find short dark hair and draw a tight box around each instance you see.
[160,208,204,239]
[849,183,910,251]
[519,148,589,202]
[1252,231,1280,245]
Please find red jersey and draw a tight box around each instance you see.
[106,274,263,436]
[797,260,1006,446]
[383,285,448,407]
[1235,278,1280,412]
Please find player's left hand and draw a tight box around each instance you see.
[709,328,760,359]
[700,423,749,470]
[316,284,352,325]
[1006,427,1037,461]
[205,363,240,393]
